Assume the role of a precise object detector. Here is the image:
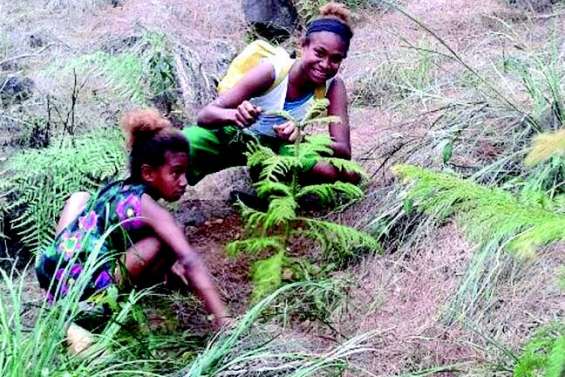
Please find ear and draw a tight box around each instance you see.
[140,164,156,184]
[300,36,309,48]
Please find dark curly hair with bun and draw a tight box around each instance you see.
[121,109,189,182]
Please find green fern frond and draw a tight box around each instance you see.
[258,155,302,183]
[545,335,565,377]
[322,157,368,178]
[41,32,176,104]
[265,196,297,230]
[250,252,284,303]
[1,128,125,253]
[232,92,371,301]
[525,129,565,166]
[296,182,363,204]
[238,203,270,233]
[513,322,565,377]
[281,135,334,159]
[304,134,334,151]
[256,181,293,199]
[246,142,277,168]
[301,218,381,265]
[238,197,296,233]
[226,237,285,256]
[393,164,565,256]
[304,98,330,122]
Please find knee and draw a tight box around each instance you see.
[67,192,90,206]
[341,170,361,185]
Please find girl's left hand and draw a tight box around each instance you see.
[274,121,299,142]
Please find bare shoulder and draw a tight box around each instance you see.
[140,194,172,222]
[327,75,346,95]
[214,60,276,108]
[326,75,348,109]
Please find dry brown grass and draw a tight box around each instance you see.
[308,222,564,375]
[1,0,563,375]
[335,223,478,374]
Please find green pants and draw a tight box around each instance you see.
[182,125,318,185]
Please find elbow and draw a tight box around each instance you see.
[180,252,202,273]
[344,170,361,184]
[333,143,352,160]
[196,107,210,127]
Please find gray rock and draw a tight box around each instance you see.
[28,34,45,48]
[175,167,254,226]
[242,0,298,40]
[0,75,34,106]
[175,41,237,117]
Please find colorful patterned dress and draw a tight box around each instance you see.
[35,180,148,303]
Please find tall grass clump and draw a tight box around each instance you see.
[358,8,563,187]
[0,230,154,376]
[351,6,564,327]
[353,42,438,107]
[185,282,379,377]
[42,32,176,105]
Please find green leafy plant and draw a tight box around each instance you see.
[0,127,125,253]
[393,164,565,257]
[0,220,205,377]
[0,237,144,376]
[393,164,565,322]
[513,322,565,377]
[227,99,380,301]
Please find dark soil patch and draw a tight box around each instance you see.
[185,211,252,316]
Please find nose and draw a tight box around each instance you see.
[320,57,330,70]
[179,174,188,189]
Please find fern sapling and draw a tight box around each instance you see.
[227,98,380,301]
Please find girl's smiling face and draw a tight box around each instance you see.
[144,151,189,202]
[300,31,348,85]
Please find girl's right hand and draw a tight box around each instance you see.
[232,100,261,128]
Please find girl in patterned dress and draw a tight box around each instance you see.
[35,109,229,331]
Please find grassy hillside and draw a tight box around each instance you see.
[0,0,563,375]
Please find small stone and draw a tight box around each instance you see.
[0,75,34,105]
[282,268,293,280]
[28,34,45,48]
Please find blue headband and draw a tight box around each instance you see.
[306,18,353,47]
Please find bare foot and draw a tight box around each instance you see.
[66,322,95,355]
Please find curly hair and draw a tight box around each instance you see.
[318,2,352,27]
[121,109,189,181]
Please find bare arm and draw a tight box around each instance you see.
[140,195,228,327]
[301,76,359,184]
[197,61,275,128]
[326,76,352,160]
